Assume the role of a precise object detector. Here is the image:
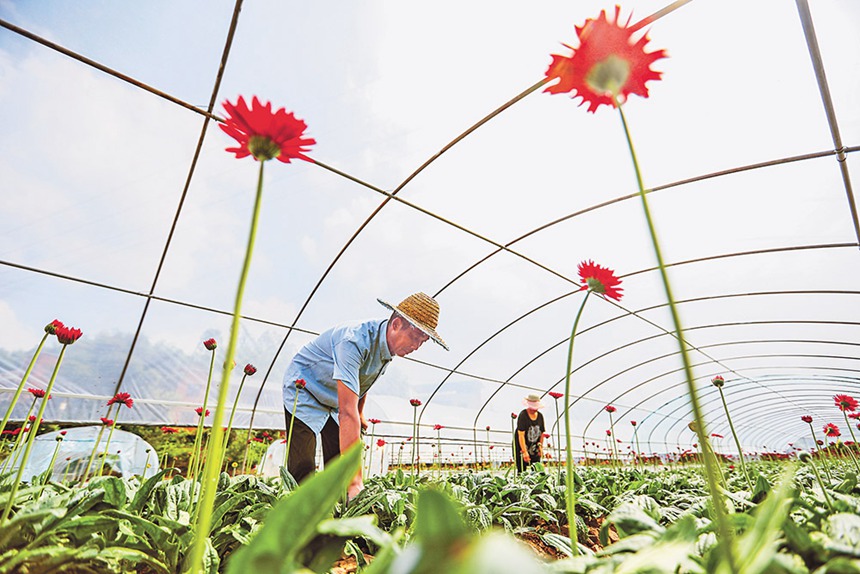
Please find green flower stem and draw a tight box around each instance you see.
[1,342,69,525]
[82,405,114,483]
[841,413,860,474]
[40,437,63,498]
[0,333,49,438]
[366,425,375,477]
[188,349,216,481]
[222,373,249,472]
[808,423,832,480]
[806,454,834,511]
[608,412,619,468]
[188,159,264,574]
[2,397,38,473]
[717,386,752,490]
[564,290,590,553]
[143,449,152,477]
[616,102,737,573]
[633,429,642,466]
[96,417,121,478]
[435,430,442,476]
[284,390,300,470]
[411,407,419,478]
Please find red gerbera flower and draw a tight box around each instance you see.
[604,405,616,413]
[511,413,518,419]
[578,260,623,301]
[368,418,381,425]
[849,413,860,420]
[27,388,47,398]
[630,420,637,426]
[801,415,813,424]
[377,439,386,448]
[410,399,422,407]
[100,417,114,426]
[433,424,444,431]
[55,325,83,345]
[485,425,491,431]
[544,6,667,113]
[548,391,564,400]
[834,394,859,412]
[711,433,723,439]
[107,392,134,408]
[244,364,257,376]
[203,338,217,351]
[823,423,840,438]
[606,429,611,436]
[711,375,725,388]
[220,96,315,163]
[295,379,307,389]
[195,408,210,417]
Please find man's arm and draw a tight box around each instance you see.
[517,430,530,462]
[358,394,368,432]
[337,380,363,499]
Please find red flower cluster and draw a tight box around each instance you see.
[578,261,623,301]
[834,394,858,412]
[107,392,134,408]
[220,96,315,163]
[544,6,667,113]
[410,399,422,407]
[203,338,217,351]
[604,405,616,413]
[55,325,83,345]
[548,391,564,400]
[244,364,257,376]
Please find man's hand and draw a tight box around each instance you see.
[522,452,531,463]
[360,414,368,432]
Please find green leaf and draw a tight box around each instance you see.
[87,476,127,508]
[279,466,298,493]
[824,514,860,558]
[224,442,361,574]
[128,468,173,514]
[317,515,392,548]
[733,465,797,574]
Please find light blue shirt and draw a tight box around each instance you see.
[283,318,392,433]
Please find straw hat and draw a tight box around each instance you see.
[378,292,448,351]
[523,394,544,409]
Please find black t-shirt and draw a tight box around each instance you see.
[515,410,545,457]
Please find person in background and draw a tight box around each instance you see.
[514,394,546,473]
[282,292,447,499]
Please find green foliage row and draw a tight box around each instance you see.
[1,450,860,573]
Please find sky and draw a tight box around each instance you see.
[1,0,860,457]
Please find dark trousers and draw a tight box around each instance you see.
[284,410,340,483]
[515,450,540,474]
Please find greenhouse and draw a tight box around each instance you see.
[1,0,859,572]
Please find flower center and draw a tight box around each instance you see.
[585,55,631,99]
[585,277,605,294]
[248,135,281,161]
